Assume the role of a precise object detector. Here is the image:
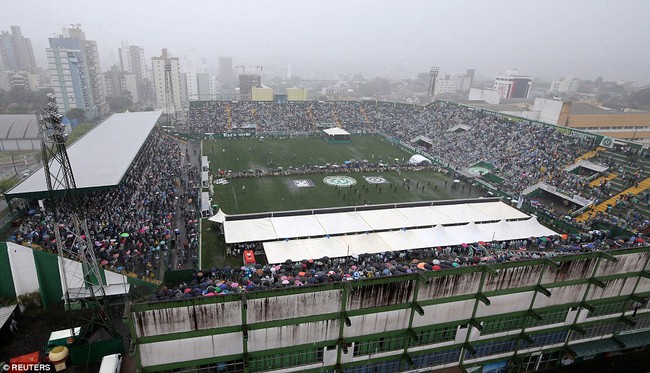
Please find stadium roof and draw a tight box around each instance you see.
[0,114,40,139]
[223,200,530,244]
[6,111,162,200]
[323,127,350,136]
[263,217,557,263]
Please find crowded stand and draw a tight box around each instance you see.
[150,230,650,302]
[10,129,198,280]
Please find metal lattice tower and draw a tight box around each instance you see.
[37,93,117,342]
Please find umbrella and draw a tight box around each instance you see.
[432,265,441,271]
[120,233,130,237]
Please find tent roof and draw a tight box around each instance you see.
[261,218,558,263]
[208,209,228,224]
[0,114,40,139]
[6,111,162,199]
[323,127,350,136]
[222,200,537,244]
[408,154,431,165]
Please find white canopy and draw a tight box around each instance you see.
[223,201,535,244]
[323,127,350,136]
[262,218,558,263]
[208,209,228,224]
[408,154,432,165]
[201,192,212,214]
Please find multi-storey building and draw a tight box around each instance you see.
[46,26,107,118]
[151,49,184,114]
[0,26,37,73]
[118,41,148,103]
[129,247,650,372]
[494,70,533,99]
[218,56,234,89]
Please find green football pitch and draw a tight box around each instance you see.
[200,135,486,267]
[203,135,484,214]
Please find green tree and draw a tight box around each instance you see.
[106,96,133,113]
[66,108,87,123]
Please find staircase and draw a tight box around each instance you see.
[575,176,650,222]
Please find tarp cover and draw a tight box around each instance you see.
[262,218,558,263]
[223,201,538,244]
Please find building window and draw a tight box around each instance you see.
[481,314,525,335]
[570,322,617,341]
[248,347,323,372]
[411,348,462,368]
[410,325,457,346]
[352,334,407,356]
[525,330,569,348]
[466,338,517,359]
[342,359,402,373]
[589,299,631,318]
[526,308,569,328]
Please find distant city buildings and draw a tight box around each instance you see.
[152,48,183,113]
[103,64,138,103]
[218,56,233,89]
[549,77,579,94]
[493,70,533,99]
[46,26,107,118]
[239,74,262,101]
[118,41,148,102]
[0,26,37,73]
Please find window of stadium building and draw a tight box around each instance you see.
[526,330,569,348]
[511,351,563,373]
[411,348,462,369]
[588,298,632,318]
[466,338,517,359]
[525,308,570,328]
[410,325,457,347]
[352,334,408,356]
[342,359,402,373]
[570,322,618,341]
[480,314,526,335]
[248,347,323,372]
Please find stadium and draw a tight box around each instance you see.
[1,100,649,373]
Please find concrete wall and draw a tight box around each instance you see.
[130,248,650,372]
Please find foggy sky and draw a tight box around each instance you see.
[2,0,649,83]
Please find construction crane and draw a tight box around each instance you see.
[234,64,264,75]
[37,94,118,353]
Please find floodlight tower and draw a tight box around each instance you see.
[37,93,117,343]
[427,66,440,97]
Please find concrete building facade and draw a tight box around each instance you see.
[0,26,37,73]
[129,247,650,372]
[152,49,184,113]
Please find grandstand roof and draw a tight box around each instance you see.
[263,217,557,263]
[223,199,530,244]
[6,111,163,200]
[0,114,40,139]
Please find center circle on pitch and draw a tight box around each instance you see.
[323,176,357,187]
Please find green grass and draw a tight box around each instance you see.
[199,135,487,268]
[204,135,410,172]
[212,171,482,214]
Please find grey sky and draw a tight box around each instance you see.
[2,0,649,82]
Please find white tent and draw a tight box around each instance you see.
[222,200,540,244]
[408,154,432,165]
[208,209,228,224]
[323,127,350,136]
[224,218,276,243]
[478,219,514,241]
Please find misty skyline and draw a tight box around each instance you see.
[2,0,650,83]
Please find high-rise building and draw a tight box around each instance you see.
[103,64,138,103]
[493,70,533,99]
[239,74,261,101]
[46,26,107,118]
[549,77,579,94]
[0,26,37,73]
[118,41,148,103]
[218,56,233,89]
[152,48,183,113]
